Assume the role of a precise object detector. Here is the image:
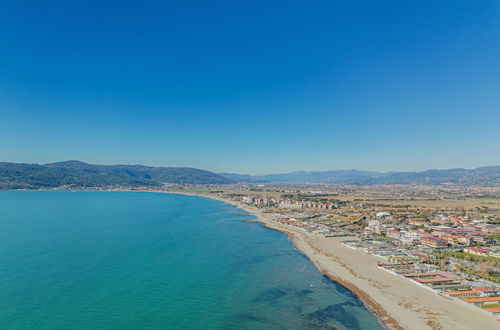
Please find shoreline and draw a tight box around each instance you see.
[197,193,401,329]
[163,191,398,328]
[16,189,499,329]
[262,223,395,329]
[168,191,499,330]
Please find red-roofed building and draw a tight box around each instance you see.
[443,290,479,298]
[464,247,489,256]
[484,307,500,316]
[421,236,447,248]
[462,296,500,305]
[473,286,500,297]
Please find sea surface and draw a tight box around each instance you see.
[0,191,383,329]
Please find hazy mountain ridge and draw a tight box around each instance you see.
[264,170,384,184]
[3,161,499,188]
[220,166,500,186]
[218,173,270,183]
[0,161,233,189]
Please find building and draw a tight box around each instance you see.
[242,196,254,204]
[387,254,420,265]
[473,286,500,297]
[400,230,422,245]
[386,229,401,239]
[421,236,448,248]
[464,247,490,256]
[365,219,382,235]
[376,211,391,218]
[408,218,429,227]
[456,236,472,245]
[484,307,500,317]
[279,201,302,209]
[443,290,480,298]
[461,296,500,306]
[403,271,463,285]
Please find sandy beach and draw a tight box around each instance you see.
[183,192,500,330]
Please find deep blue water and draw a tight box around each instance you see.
[0,191,382,329]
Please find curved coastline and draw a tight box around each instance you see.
[42,189,495,330]
[0,189,385,330]
[167,191,500,330]
[165,191,394,329]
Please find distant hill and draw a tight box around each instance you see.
[220,166,500,186]
[219,169,383,184]
[0,160,234,189]
[263,170,384,184]
[362,166,500,186]
[218,173,270,183]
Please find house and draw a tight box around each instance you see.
[412,253,432,263]
[386,229,401,239]
[474,236,496,245]
[376,212,391,218]
[473,286,500,297]
[387,254,420,265]
[400,230,422,244]
[484,307,500,316]
[242,196,254,204]
[421,236,448,248]
[456,236,472,245]
[365,220,382,234]
[408,218,429,227]
[443,290,479,298]
[464,247,489,256]
[443,235,457,244]
[461,296,500,306]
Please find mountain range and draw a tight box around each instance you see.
[220,166,500,186]
[0,161,233,189]
[2,161,499,189]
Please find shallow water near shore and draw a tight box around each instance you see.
[0,191,382,329]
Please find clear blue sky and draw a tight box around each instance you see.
[1,1,499,174]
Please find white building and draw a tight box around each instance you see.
[376,211,391,218]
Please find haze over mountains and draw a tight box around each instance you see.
[220,166,500,186]
[1,161,499,189]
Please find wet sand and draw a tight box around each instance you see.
[167,192,500,330]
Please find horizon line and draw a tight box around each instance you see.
[2,159,499,176]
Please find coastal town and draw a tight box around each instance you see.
[159,183,500,326]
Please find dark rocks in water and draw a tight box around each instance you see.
[304,303,360,330]
[253,288,288,303]
[297,289,314,297]
[321,276,364,307]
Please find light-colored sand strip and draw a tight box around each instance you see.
[166,192,500,330]
[215,196,499,329]
[255,211,499,329]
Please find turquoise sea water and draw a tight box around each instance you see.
[0,191,382,330]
